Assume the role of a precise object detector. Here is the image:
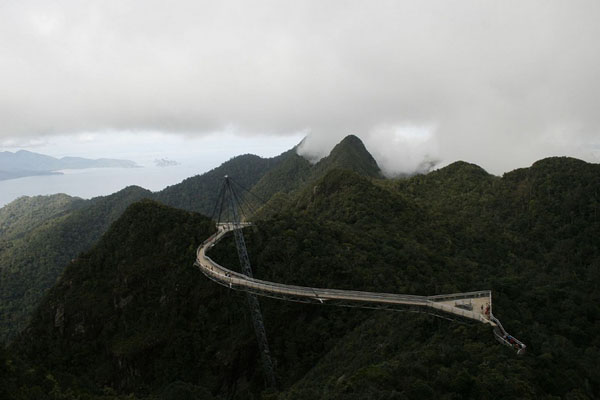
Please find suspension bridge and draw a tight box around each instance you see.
[194,176,526,385]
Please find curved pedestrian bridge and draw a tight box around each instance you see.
[195,222,526,354]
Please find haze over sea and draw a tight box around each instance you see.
[0,164,203,207]
[0,132,305,208]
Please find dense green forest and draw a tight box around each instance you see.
[0,194,85,240]
[154,152,290,215]
[1,144,598,399]
[0,187,152,342]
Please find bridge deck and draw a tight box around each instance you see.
[197,225,496,323]
[195,223,526,352]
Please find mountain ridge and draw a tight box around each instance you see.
[250,135,382,209]
[7,153,600,399]
[1,137,597,346]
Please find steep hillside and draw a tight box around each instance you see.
[155,152,288,215]
[0,186,152,343]
[311,135,382,179]
[11,199,372,398]
[0,148,295,343]
[0,194,85,241]
[13,201,217,396]
[0,148,292,343]
[250,150,312,202]
[11,159,600,399]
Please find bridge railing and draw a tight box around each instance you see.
[202,233,423,301]
[427,290,491,302]
[201,251,431,305]
[428,302,489,323]
[200,248,497,319]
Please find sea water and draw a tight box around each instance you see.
[0,164,206,208]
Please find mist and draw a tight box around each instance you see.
[1,1,599,174]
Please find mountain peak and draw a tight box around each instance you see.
[440,161,490,177]
[335,134,363,146]
[530,156,590,171]
[317,135,382,178]
[329,135,368,156]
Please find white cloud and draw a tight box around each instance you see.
[0,0,599,174]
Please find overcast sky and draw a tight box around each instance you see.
[1,0,599,175]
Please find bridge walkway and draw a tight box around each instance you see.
[195,223,526,353]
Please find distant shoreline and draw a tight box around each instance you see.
[0,170,63,182]
[0,163,206,209]
[0,165,145,182]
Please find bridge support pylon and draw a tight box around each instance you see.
[220,176,277,388]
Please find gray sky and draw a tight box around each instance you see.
[1,0,599,175]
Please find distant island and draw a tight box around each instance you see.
[0,150,139,181]
[154,158,180,167]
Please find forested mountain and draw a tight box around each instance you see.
[0,186,152,342]
[0,194,86,241]
[3,153,599,399]
[310,135,381,179]
[0,149,290,343]
[251,135,382,202]
[155,152,288,215]
[0,136,383,343]
[249,151,312,202]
